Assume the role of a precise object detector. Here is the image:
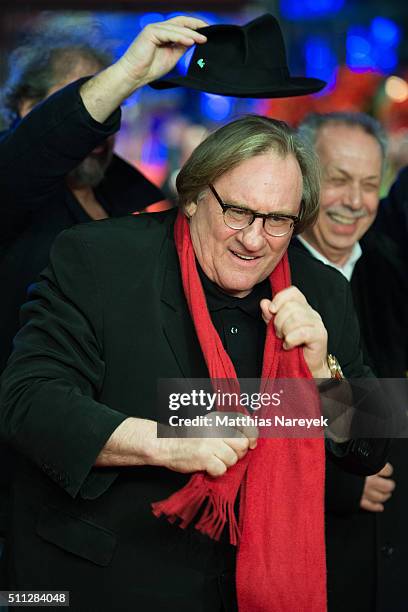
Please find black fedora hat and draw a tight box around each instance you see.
[150,14,326,98]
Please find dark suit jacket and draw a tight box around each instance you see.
[0,210,389,611]
[293,233,408,612]
[375,166,408,263]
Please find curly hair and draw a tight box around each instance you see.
[1,16,113,125]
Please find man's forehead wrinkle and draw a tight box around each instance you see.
[325,163,381,183]
[318,128,381,159]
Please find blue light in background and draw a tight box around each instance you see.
[347,20,400,73]
[373,47,398,72]
[200,93,233,122]
[346,27,374,70]
[139,13,164,29]
[177,46,195,75]
[166,12,188,19]
[95,13,142,59]
[167,11,219,24]
[370,17,400,46]
[304,36,337,89]
[369,17,400,73]
[280,0,345,20]
[140,128,168,165]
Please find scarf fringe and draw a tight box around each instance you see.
[151,475,241,544]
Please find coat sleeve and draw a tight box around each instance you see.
[324,273,391,476]
[289,245,391,478]
[328,272,371,379]
[0,78,120,244]
[0,228,128,498]
[325,456,365,515]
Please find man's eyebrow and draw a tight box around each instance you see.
[222,198,251,210]
[329,167,380,181]
[362,175,381,182]
[223,199,294,217]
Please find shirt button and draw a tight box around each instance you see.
[380,544,395,559]
[230,326,238,334]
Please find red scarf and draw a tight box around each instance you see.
[152,211,326,611]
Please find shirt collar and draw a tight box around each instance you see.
[296,236,362,281]
[197,264,270,318]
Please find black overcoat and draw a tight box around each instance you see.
[0,210,389,611]
[293,232,408,612]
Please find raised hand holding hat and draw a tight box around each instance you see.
[150,14,326,98]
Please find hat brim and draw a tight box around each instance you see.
[149,75,326,98]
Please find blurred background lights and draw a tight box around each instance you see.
[347,19,401,74]
[304,36,337,89]
[370,17,400,46]
[178,46,195,75]
[139,13,164,29]
[385,76,408,102]
[4,6,406,188]
[347,32,373,70]
[280,0,345,20]
[374,47,398,72]
[200,93,233,122]
[189,12,219,25]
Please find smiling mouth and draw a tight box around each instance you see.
[327,212,364,225]
[231,250,260,261]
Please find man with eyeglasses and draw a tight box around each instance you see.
[208,182,299,236]
[1,111,384,612]
[1,99,392,608]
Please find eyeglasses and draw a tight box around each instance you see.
[208,183,299,237]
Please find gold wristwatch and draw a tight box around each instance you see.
[327,354,345,380]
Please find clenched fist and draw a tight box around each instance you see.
[260,286,331,378]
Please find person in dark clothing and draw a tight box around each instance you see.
[0,114,390,612]
[0,26,164,373]
[375,165,408,266]
[0,14,391,609]
[297,111,408,612]
[0,24,166,550]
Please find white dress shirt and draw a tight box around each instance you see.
[296,236,362,281]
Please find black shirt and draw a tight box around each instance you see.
[198,265,270,378]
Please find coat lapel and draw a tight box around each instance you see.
[160,248,208,379]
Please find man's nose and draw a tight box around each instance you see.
[239,219,267,250]
[343,183,363,209]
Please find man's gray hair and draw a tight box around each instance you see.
[176,114,321,235]
[298,112,388,164]
[1,16,113,125]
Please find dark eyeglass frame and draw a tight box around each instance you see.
[208,183,299,237]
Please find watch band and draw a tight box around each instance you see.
[327,353,345,380]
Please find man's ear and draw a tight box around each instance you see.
[17,99,36,119]
[185,202,197,218]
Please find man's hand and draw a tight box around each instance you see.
[154,411,257,477]
[80,16,207,123]
[154,434,257,478]
[360,463,395,512]
[260,286,330,378]
[117,16,208,88]
[95,415,257,478]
